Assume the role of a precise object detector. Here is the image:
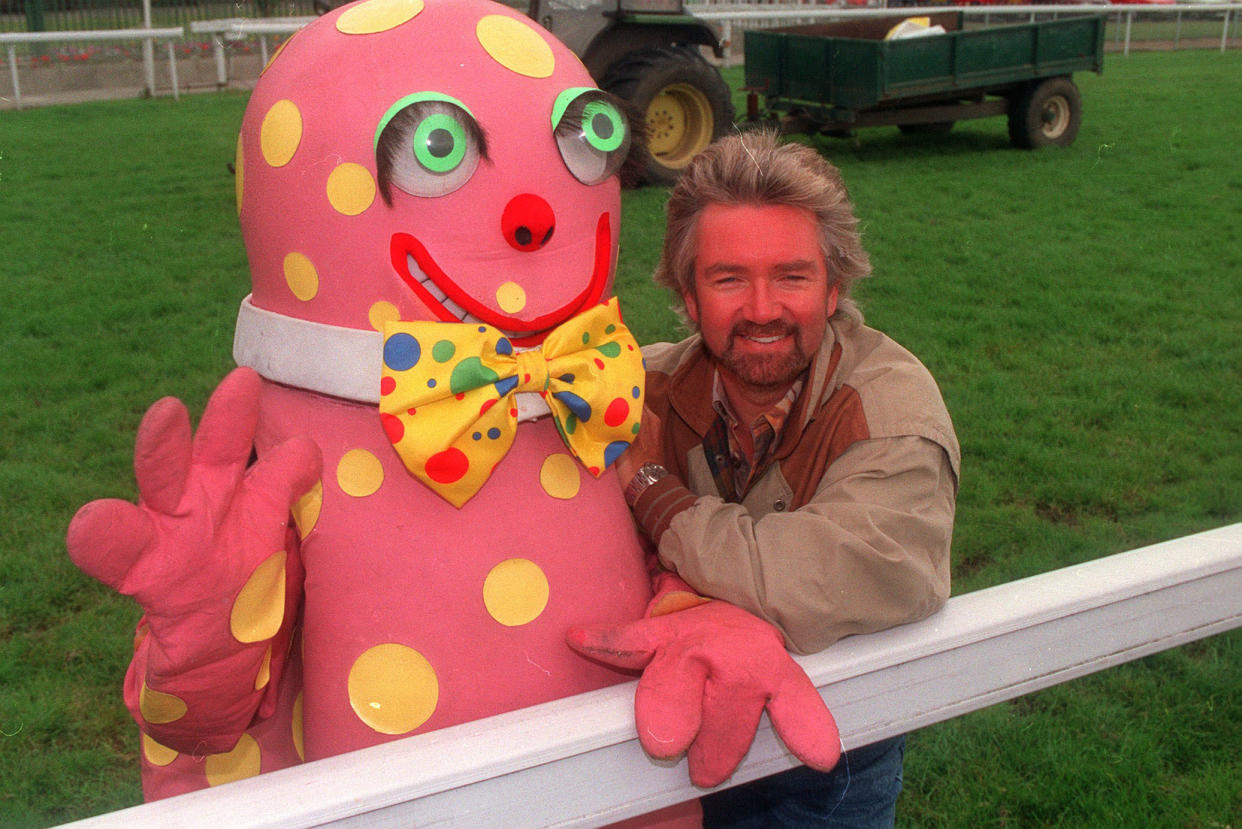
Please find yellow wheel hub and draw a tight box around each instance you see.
[645,83,715,170]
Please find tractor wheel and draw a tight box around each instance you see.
[1008,77,1082,149]
[603,47,734,186]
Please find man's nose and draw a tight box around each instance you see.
[744,281,781,321]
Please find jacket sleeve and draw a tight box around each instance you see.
[631,434,955,654]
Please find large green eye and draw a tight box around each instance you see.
[552,88,631,186]
[375,92,486,198]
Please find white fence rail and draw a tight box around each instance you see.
[1,27,183,109]
[5,3,1238,107]
[63,522,1242,828]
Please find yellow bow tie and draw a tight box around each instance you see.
[379,298,644,507]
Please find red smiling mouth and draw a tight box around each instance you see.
[390,213,612,347]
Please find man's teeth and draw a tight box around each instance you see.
[747,335,784,344]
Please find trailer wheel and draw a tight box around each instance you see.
[1009,77,1082,149]
[603,47,734,186]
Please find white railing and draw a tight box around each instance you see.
[62,522,1242,827]
[1,27,184,109]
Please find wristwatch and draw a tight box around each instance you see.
[624,462,669,507]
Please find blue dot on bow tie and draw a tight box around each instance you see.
[631,386,640,398]
[553,391,591,423]
[604,440,630,468]
[488,427,501,440]
[383,333,421,372]
[558,373,575,384]
[494,375,519,397]
[496,337,513,356]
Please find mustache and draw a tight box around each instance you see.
[730,321,797,340]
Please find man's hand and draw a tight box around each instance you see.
[615,404,663,488]
[567,600,841,787]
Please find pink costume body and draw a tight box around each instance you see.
[110,0,653,797]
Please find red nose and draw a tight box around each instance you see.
[502,193,555,252]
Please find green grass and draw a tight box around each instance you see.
[2,50,1241,826]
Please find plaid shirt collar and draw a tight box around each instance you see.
[707,371,802,500]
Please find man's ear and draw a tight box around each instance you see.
[827,284,839,317]
[683,290,700,327]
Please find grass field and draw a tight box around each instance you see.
[1,50,1240,826]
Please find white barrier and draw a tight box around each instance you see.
[62,522,1242,827]
[0,27,184,109]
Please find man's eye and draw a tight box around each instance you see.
[375,93,486,198]
[552,88,631,185]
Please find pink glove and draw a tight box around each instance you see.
[567,599,841,788]
[66,367,321,749]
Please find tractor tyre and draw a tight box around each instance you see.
[603,46,734,186]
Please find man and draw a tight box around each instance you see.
[615,131,960,827]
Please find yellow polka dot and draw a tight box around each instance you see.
[234,131,244,216]
[282,251,319,302]
[260,99,302,168]
[292,691,304,761]
[337,448,384,497]
[327,162,376,216]
[369,300,400,332]
[292,480,323,537]
[348,644,438,735]
[483,558,549,627]
[336,0,423,35]
[255,644,273,690]
[476,15,554,79]
[141,732,178,767]
[139,683,187,725]
[539,453,580,500]
[496,281,527,314]
[230,551,287,644]
[205,734,262,787]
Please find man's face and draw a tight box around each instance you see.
[684,202,836,402]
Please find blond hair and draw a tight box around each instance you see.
[654,131,871,328]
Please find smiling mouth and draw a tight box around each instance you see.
[390,213,612,347]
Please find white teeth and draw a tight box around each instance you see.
[404,252,524,337]
[748,335,783,344]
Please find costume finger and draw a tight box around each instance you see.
[243,435,323,517]
[633,648,707,760]
[565,615,670,671]
[686,681,765,788]
[190,367,263,470]
[66,498,156,593]
[132,396,192,514]
[767,675,842,772]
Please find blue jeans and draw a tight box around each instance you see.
[699,735,906,829]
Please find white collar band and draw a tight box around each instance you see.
[232,295,551,421]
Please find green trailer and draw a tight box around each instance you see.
[744,12,1105,148]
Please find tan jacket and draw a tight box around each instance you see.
[632,318,960,654]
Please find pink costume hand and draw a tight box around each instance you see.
[567,598,841,788]
[66,367,321,751]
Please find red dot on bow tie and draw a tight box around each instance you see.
[480,398,497,416]
[605,397,630,428]
[455,392,466,401]
[381,413,404,443]
[426,448,469,484]
[380,376,396,396]
[524,373,531,383]
[509,408,518,417]
[594,359,605,370]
